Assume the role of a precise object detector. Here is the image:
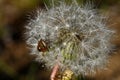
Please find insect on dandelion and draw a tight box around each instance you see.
[37,39,49,52]
[25,0,114,79]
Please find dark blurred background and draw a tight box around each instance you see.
[0,0,120,80]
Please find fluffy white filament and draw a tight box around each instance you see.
[25,0,114,75]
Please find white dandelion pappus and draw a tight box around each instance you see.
[25,0,114,75]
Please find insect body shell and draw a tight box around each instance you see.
[37,39,48,53]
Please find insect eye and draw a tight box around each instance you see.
[37,39,48,52]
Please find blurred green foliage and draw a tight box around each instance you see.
[0,59,16,76]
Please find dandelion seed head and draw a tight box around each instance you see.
[25,0,114,75]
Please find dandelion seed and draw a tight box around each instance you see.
[63,42,67,46]
[55,26,59,30]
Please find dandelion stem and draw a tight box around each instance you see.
[50,63,59,80]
